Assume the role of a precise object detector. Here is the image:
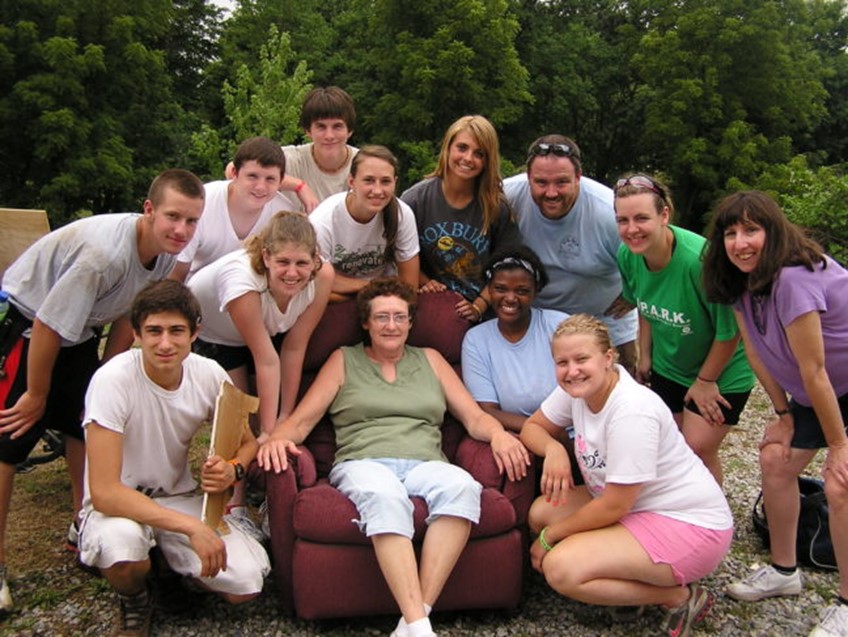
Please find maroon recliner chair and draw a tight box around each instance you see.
[263,291,535,619]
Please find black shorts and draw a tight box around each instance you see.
[0,335,99,464]
[790,393,848,449]
[649,371,750,425]
[193,333,285,373]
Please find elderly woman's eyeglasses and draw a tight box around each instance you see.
[614,175,665,200]
[528,143,575,161]
[372,313,410,325]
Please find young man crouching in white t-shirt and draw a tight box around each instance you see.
[78,280,269,636]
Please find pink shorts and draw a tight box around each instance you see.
[620,511,733,585]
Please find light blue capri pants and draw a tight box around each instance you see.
[329,458,483,538]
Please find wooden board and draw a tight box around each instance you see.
[201,381,260,534]
[0,208,50,277]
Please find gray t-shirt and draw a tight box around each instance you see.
[1,213,176,345]
[504,173,637,345]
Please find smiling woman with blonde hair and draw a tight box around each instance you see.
[521,314,732,637]
[402,115,520,323]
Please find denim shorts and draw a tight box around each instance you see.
[328,458,482,538]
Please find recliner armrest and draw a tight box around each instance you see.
[454,434,535,527]
[454,435,505,490]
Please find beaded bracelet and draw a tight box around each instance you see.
[538,526,555,552]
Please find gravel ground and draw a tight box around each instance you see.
[2,385,840,636]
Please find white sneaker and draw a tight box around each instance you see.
[727,564,802,601]
[223,507,264,544]
[258,499,270,541]
[810,603,848,637]
[65,518,80,552]
[0,566,13,615]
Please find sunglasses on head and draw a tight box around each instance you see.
[528,143,575,161]
[614,175,664,199]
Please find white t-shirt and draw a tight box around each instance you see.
[282,143,358,208]
[540,366,732,529]
[177,180,297,280]
[188,250,316,346]
[462,308,566,417]
[82,349,229,504]
[310,192,419,279]
[2,213,175,345]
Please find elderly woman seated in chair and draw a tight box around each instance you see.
[257,277,529,637]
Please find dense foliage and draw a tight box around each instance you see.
[1,0,845,254]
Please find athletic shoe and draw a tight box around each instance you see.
[65,518,80,552]
[663,584,714,637]
[258,499,271,541]
[726,564,802,601]
[114,589,152,637]
[809,603,848,637]
[0,566,13,616]
[224,507,264,544]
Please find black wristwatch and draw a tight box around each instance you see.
[229,460,245,483]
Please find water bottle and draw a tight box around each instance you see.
[0,291,8,323]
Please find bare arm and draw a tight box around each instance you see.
[521,408,575,503]
[785,311,848,487]
[87,423,227,578]
[102,316,135,363]
[604,293,636,319]
[544,482,642,541]
[423,348,530,481]
[635,314,652,384]
[395,255,420,293]
[683,334,739,424]
[257,349,346,473]
[228,292,281,436]
[201,419,260,493]
[276,262,333,420]
[478,401,527,433]
[0,318,61,437]
[734,310,794,459]
[279,175,319,213]
[330,269,371,297]
[418,272,447,293]
[168,261,190,283]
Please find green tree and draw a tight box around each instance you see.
[505,0,646,178]
[632,0,828,227]
[0,0,202,225]
[187,24,312,179]
[749,156,848,264]
[799,0,848,165]
[324,0,532,183]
